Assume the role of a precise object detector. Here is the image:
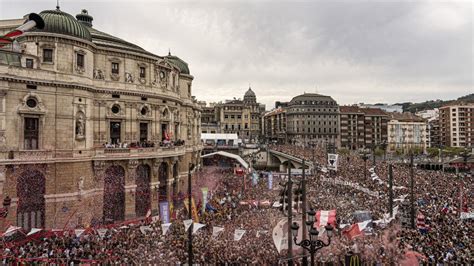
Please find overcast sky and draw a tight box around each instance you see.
[1,0,472,109]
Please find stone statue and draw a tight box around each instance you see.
[125,72,134,83]
[93,69,104,80]
[78,176,85,201]
[76,114,85,138]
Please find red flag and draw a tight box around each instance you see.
[315,210,337,228]
[342,220,371,240]
[343,224,362,240]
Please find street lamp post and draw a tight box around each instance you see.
[291,209,333,266]
[301,159,308,266]
[188,163,194,266]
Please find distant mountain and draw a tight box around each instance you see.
[396,94,474,113]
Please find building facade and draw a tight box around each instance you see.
[200,88,265,142]
[339,106,388,150]
[0,8,202,229]
[286,93,339,147]
[387,113,427,153]
[439,103,474,148]
[262,107,286,144]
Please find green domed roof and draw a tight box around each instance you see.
[35,9,92,41]
[165,53,190,75]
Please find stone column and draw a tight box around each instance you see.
[125,160,138,219]
[150,159,162,214]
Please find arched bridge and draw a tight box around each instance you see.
[266,149,314,172]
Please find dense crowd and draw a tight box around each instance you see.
[1,145,472,264]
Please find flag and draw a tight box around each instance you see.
[3,226,21,237]
[234,229,246,241]
[139,225,152,235]
[27,228,42,236]
[417,212,428,233]
[145,209,152,218]
[74,229,86,237]
[183,219,193,232]
[192,223,206,234]
[97,228,107,238]
[161,223,172,235]
[343,220,371,240]
[268,173,273,190]
[159,201,170,224]
[212,226,224,238]
[202,187,208,213]
[191,198,199,222]
[315,210,337,228]
[327,154,339,171]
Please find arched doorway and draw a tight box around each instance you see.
[172,163,179,204]
[17,170,45,230]
[103,165,125,223]
[158,162,168,202]
[135,164,151,217]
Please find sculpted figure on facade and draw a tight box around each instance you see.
[93,69,104,80]
[75,112,86,139]
[125,72,134,83]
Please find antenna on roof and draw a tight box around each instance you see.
[168,48,171,56]
[56,0,60,10]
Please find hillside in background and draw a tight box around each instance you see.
[396,93,474,113]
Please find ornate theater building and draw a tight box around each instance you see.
[0,8,202,229]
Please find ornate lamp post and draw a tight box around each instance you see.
[291,209,333,266]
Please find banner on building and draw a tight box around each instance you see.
[159,201,170,224]
[202,187,208,213]
[327,153,339,171]
[268,173,273,190]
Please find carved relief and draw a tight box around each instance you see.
[110,73,120,81]
[125,72,134,83]
[17,92,47,115]
[137,104,152,120]
[93,69,104,80]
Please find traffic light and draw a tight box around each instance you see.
[293,182,303,212]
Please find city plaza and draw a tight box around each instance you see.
[0,5,472,265]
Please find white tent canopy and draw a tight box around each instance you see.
[201,151,249,169]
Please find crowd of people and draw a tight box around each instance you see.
[1,144,472,264]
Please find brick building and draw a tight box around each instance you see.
[339,106,388,150]
[0,8,202,229]
[439,103,474,148]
